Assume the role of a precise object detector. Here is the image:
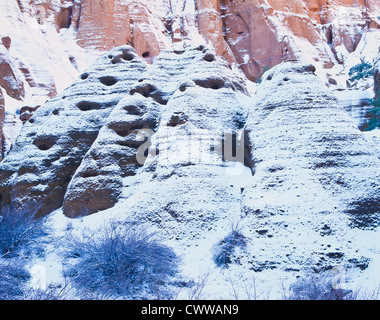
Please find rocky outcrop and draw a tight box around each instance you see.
[0,46,146,217]
[0,43,25,100]
[244,61,380,218]
[19,105,41,124]
[0,0,378,112]
[62,45,251,217]
[241,61,380,271]
[2,45,380,280]
[71,0,380,81]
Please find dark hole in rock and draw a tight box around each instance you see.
[204,53,215,62]
[304,64,316,74]
[197,45,205,51]
[99,76,118,86]
[52,109,59,115]
[121,52,134,61]
[29,118,35,123]
[108,55,113,59]
[82,170,99,178]
[110,123,145,137]
[77,101,103,111]
[179,84,187,92]
[167,113,188,127]
[283,77,290,81]
[124,104,144,115]
[194,78,225,90]
[130,83,167,105]
[80,73,89,80]
[33,136,56,151]
[117,141,144,149]
[142,51,150,58]
[174,50,185,55]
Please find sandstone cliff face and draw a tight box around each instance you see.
[0,0,378,138]
[0,46,146,217]
[71,0,380,81]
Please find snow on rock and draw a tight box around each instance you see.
[241,61,380,274]
[0,46,147,217]
[63,45,251,218]
[1,45,379,299]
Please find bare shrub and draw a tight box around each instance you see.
[212,223,247,268]
[0,205,46,257]
[285,272,354,300]
[66,222,179,299]
[0,260,30,300]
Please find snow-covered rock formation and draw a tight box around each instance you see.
[0,46,146,217]
[0,0,379,150]
[1,46,379,283]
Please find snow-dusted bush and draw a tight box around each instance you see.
[286,273,353,300]
[66,222,179,299]
[0,260,30,300]
[212,225,247,268]
[0,206,45,256]
[349,62,373,81]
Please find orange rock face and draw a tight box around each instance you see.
[71,0,379,81]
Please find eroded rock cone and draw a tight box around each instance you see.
[0,46,147,217]
[240,61,380,272]
[62,45,252,218]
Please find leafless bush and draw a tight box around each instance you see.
[0,205,45,257]
[212,223,247,268]
[285,272,354,300]
[0,260,30,300]
[66,222,179,299]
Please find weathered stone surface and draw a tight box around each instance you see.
[71,0,379,80]
[243,61,380,215]
[0,44,25,100]
[240,61,380,269]
[63,45,251,217]
[0,46,146,217]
